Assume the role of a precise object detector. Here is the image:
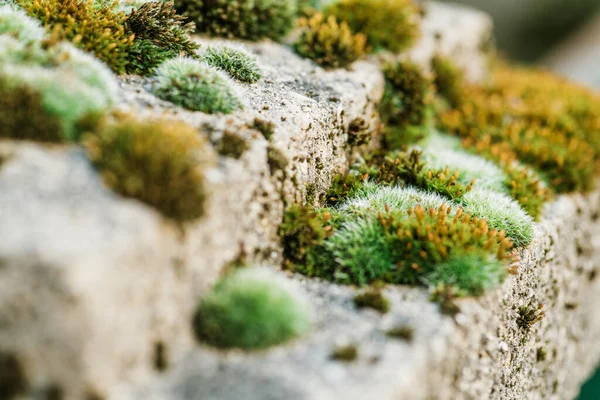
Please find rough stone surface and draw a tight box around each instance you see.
[5,3,593,400]
[121,187,600,400]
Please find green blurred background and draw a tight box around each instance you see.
[440,0,600,398]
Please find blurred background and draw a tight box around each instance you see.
[439,0,600,398]
[441,0,600,88]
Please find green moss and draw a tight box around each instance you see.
[0,5,45,42]
[516,304,545,331]
[460,189,534,247]
[216,130,249,159]
[280,205,332,266]
[324,0,419,53]
[267,146,289,174]
[294,12,366,69]
[0,38,118,141]
[431,55,465,108]
[325,170,370,206]
[347,117,371,147]
[423,252,505,296]
[250,118,275,140]
[354,286,390,313]
[331,344,358,361]
[83,115,207,221]
[386,326,414,341]
[201,45,261,83]
[18,0,134,74]
[175,0,297,41]
[380,60,434,148]
[124,0,200,75]
[151,57,242,114]
[193,268,312,350]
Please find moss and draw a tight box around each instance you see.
[18,0,134,74]
[386,326,413,341]
[251,118,275,140]
[460,189,534,247]
[354,286,390,313]
[536,347,547,362]
[294,12,366,69]
[279,205,332,266]
[0,38,118,141]
[201,45,261,83]
[301,191,515,292]
[431,55,465,108]
[0,77,65,142]
[305,183,317,204]
[193,268,312,350]
[439,64,600,194]
[83,115,207,221]
[0,5,45,42]
[323,0,419,53]
[325,171,369,206]
[516,304,545,331]
[380,60,434,148]
[267,146,289,174]
[175,0,296,41]
[216,130,248,159]
[124,0,200,75]
[151,57,242,114]
[374,149,475,202]
[347,117,371,147]
[331,344,358,361]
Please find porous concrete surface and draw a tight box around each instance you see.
[122,188,600,400]
[5,3,588,400]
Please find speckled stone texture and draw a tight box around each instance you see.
[3,3,593,400]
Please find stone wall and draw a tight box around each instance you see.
[3,3,597,400]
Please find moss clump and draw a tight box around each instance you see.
[201,45,260,83]
[251,118,275,140]
[0,37,118,142]
[267,146,289,174]
[321,204,514,288]
[323,0,419,53]
[279,205,333,267]
[461,189,534,247]
[380,60,434,148]
[175,0,297,41]
[377,150,476,201]
[216,130,249,159]
[439,64,600,193]
[193,268,312,350]
[516,304,545,331]
[331,344,358,361]
[151,57,242,114]
[294,12,366,69]
[354,286,390,313]
[83,115,207,221]
[386,326,414,341]
[431,55,465,108]
[347,117,371,147]
[18,0,134,74]
[124,1,200,75]
[0,5,45,42]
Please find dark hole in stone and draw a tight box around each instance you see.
[0,351,27,399]
[85,388,105,400]
[592,211,599,221]
[589,269,597,282]
[153,341,168,372]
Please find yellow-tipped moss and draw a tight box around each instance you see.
[294,12,366,69]
[84,115,208,221]
[324,0,420,53]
